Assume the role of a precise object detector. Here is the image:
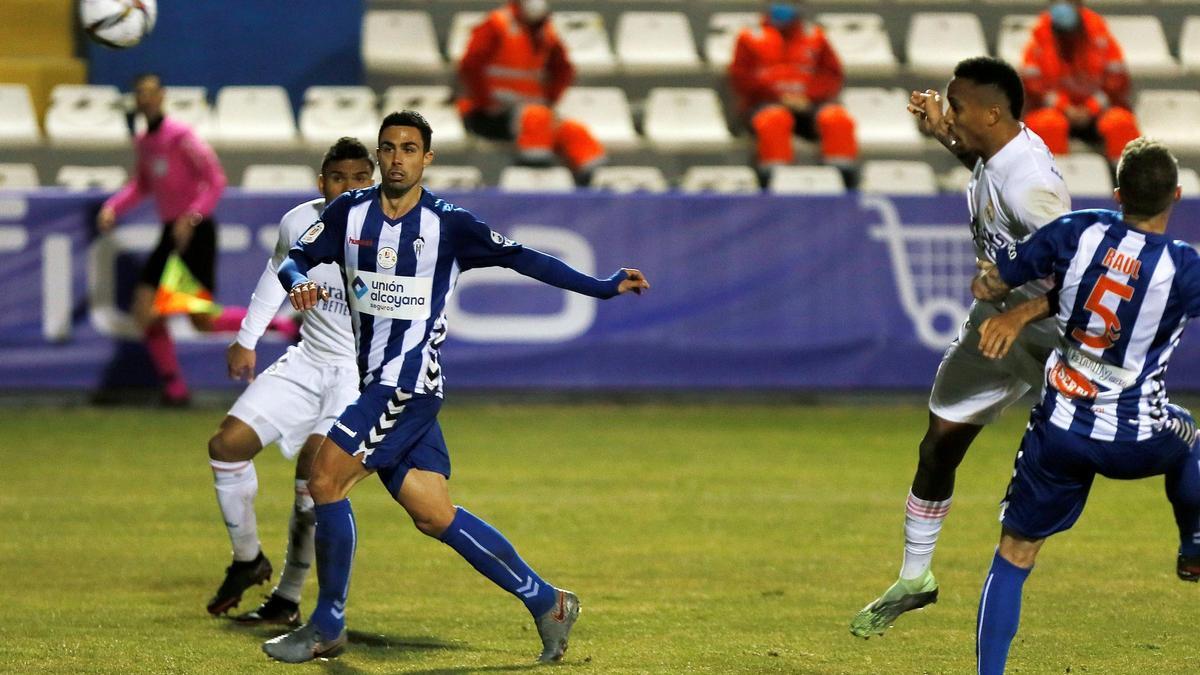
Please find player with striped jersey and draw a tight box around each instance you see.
[262,111,649,664]
[970,138,1200,674]
[206,138,374,623]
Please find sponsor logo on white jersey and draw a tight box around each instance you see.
[350,270,432,320]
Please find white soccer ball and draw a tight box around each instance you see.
[80,0,157,49]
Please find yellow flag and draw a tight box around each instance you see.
[154,253,221,316]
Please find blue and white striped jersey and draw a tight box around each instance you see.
[279,185,626,395]
[996,209,1200,441]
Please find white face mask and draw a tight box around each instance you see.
[519,0,549,22]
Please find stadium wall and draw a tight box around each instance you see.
[3,191,1200,393]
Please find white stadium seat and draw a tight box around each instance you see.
[422,166,484,191]
[643,87,733,151]
[0,163,38,190]
[242,164,317,191]
[1179,168,1200,197]
[152,87,214,140]
[1055,153,1113,198]
[555,11,616,75]
[906,13,988,78]
[213,86,297,148]
[1135,90,1200,155]
[499,166,576,192]
[589,166,669,193]
[704,12,759,72]
[1105,16,1179,77]
[841,87,923,154]
[363,10,443,74]
[45,85,129,148]
[381,85,467,151]
[447,12,486,63]
[681,166,759,194]
[615,12,701,72]
[1181,17,1200,75]
[300,86,379,149]
[55,165,128,191]
[939,166,974,194]
[818,14,898,77]
[0,84,41,146]
[554,87,639,150]
[769,165,846,195]
[996,15,1038,66]
[860,160,938,195]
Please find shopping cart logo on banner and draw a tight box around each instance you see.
[864,194,976,350]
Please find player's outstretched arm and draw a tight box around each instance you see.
[617,268,650,295]
[506,248,648,299]
[978,294,1053,360]
[908,89,978,169]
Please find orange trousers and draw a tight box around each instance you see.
[516,104,605,172]
[750,103,857,167]
[1025,106,1140,161]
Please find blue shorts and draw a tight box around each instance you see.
[1001,405,1196,539]
[326,384,450,496]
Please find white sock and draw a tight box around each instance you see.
[273,479,316,603]
[210,459,260,562]
[901,490,952,580]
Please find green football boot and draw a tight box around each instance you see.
[849,570,939,639]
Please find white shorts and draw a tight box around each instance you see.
[228,345,359,460]
[928,308,1055,426]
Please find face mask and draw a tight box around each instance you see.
[1049,1,1080,32]
[519,0,549,23]
[768,3,801,28]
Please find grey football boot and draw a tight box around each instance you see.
[534,589,581,663]
[262,621,347,663]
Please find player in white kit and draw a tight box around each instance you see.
[851,57,1073,638]
[205,138,375,623]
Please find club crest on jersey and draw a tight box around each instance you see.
[377,246,398,269]
[413,235,425,256]
[300,221,324,244]
[490,230,517,247]
[984,201,995,224]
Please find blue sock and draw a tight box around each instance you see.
[976,550,1032,675]
[309,499,356,640]
[439,507,557,617]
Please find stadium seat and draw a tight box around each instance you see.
[156,87,214,140]
[615,12,701,72]
[996,15,1038,66]
[242,165,318,191]
[704,12,759,72]
[362,10,443,74]
[1105,16,1179,77]
[300,86,379,149]
[1181,16,1200,75]
[1054,153,1113,198]
[769,165,846,195]
[44,85,128,148]
[680,166,760,194]
[555,11,616,75]
[554,87,639,150]
[447,12,486,63]
[817,14,899,77]
[1180,167,1200,197]
[0,84,41,146]
[859,160,938,195]
[841,87,923,154]
[55,165,127,191]
[498,166,576,192]
[589,166,669,193]
[0,163,38,189]
[381,86,468,151]
[643,87,733,151]
[906,13,988,78]
[423,166,485,191]
[1135,90,1200,155]
[939,166,974,194]
[213,86,297,148]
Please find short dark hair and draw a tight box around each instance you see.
[379,110,433,152]
[1117,137,1179,220]
[321,136,374,174]
[953,57,1025,120]
[133,72,161,89]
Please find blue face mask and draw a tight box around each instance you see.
[768,3,801,28]
[1049,1,1080,32]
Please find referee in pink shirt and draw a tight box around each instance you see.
[97,73,263,405]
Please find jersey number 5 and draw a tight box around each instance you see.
[1071,274,1135,350]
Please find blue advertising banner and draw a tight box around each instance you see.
[1,190,1198,392]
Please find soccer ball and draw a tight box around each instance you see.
[80,0,157,49]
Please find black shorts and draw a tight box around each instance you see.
[138,217,218,291]
[463,109,516,142]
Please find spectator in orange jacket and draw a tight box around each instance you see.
[457,0,605,183]
[1020,0,1140,162]
[729,1,857,181]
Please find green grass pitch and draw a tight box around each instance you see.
[1,402,1197,673]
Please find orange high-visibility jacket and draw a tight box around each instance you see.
[1020,8,1131,114]
[729,19,845,115]
[458,4,574,115]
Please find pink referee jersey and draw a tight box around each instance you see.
[104,116,227,222]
